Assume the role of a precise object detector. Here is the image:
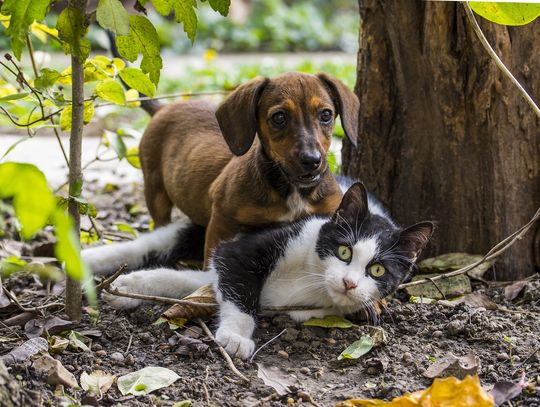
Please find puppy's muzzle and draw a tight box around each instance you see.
[296,150,324,187]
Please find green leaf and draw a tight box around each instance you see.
[0,0,53,59]
[327,151,337,174]
[0,92,31,102]
[66,330,91,352]
[117,366,180,395]
[116,16,162,85]
[303,315,355,329]
[0,162,55,239]
[60,102,94,131]
[96,0,130,36]
[0,255,27,276]
[150,0,197,42]
[337,335,374,360]
[95,79,126,105]
[119,67,156,97]
[208,0,230,16]
[126,147,141,169]
[470,2,540,26]
[34,68,62,90]
[56,6,91,61]
[104,130,127,159]
[115,222,138,237]
[1,136,31,160]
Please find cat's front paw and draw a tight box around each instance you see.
[102,274,144,310]
[215,327,255,360]
[82,246,117,276]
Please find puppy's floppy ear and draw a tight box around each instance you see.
[332,182,368,226]
[317,73,359,148]
[215,76,269,156]
[397,222,435,262]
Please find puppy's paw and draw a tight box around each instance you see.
[102,274,144,310]
[215,327,255,360]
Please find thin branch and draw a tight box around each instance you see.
[197,318,249,383]
[399,206,540,290]
[249,328,287,363]
[463,2,540,119]
[2,286,64,312]
[95,264,128,291]
[25,34,39,78]
[104,287,218,307]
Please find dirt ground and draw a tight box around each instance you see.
[1,180,539,406]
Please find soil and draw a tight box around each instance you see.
[1,181,539,407]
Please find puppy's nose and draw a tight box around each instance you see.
[343,278,357,291]
[299,151,321,171]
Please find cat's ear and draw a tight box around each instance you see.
[332,182,369,226]
[397,222,435,262]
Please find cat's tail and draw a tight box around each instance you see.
[82,220,205,276]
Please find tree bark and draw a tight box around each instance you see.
[65,0,89,321]
[343,1,540,280]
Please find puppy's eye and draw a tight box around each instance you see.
[368,263,386,278]
[337,245,352,262]
[319,109,333,124]
[271,111,287,127]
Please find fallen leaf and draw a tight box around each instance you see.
[0,277,11,308]
[338,335,374,360]
[418,252,494,278]
[490,372,527,407]
[161,284,218,324]
[504,280,528,301]
[423,353,480,379]
[369,327,388,347]
[117,366,180,396]
[172,401,193,407]
[405,273,471,299]
[337,375,493,406]
[409,296,437,304]
[1,337,48,365]
[303,315,355,328]
[66,331,91,352]
[438,293,498,310]
[256,363,299,396]
[80,370,116,396]
[33,354,78,388]
[24,316,73,338]
[48,336,70,353]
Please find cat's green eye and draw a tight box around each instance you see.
[369,263,386,277]
[337,245,352,262]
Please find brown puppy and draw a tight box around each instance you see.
[139,72,359,263]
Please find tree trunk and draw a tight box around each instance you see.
[65,0,89,321]
[343,1,540,280]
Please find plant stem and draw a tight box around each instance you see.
[463,2,540,119]
[65,0,89,322]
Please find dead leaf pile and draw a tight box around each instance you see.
[423,353,480,379]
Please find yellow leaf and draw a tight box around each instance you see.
[337,376,493,407]
[126,147,141,169]
[125,88,140,107]
[30,22,59,43]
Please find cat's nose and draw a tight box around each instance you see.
[343,278,357,291]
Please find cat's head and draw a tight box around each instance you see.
[316,182,434,313]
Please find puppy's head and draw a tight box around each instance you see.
[215,72,359,189]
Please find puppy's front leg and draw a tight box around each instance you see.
[203,212,239,267]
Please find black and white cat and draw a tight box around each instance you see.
[83,181,433,360]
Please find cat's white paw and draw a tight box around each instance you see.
[102,274,144,310]
[215,327,255,360]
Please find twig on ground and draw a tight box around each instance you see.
[202,365,211,404]
[95,264,128,291]
[512,345,540,376]
[125,334,133,355]
[249,329,287,363]
[2,286,64,312]
[196,318,249,383]
[399,206,540,290]
[104,287,218,307]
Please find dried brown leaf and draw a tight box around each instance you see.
[161,284,218,323]
[1,337,48,365]
[80,370,116,396]
[424,353,480,379]
[256,363,298,396]
[504,280,528,301]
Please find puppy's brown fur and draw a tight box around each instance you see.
[140,72,359,262]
